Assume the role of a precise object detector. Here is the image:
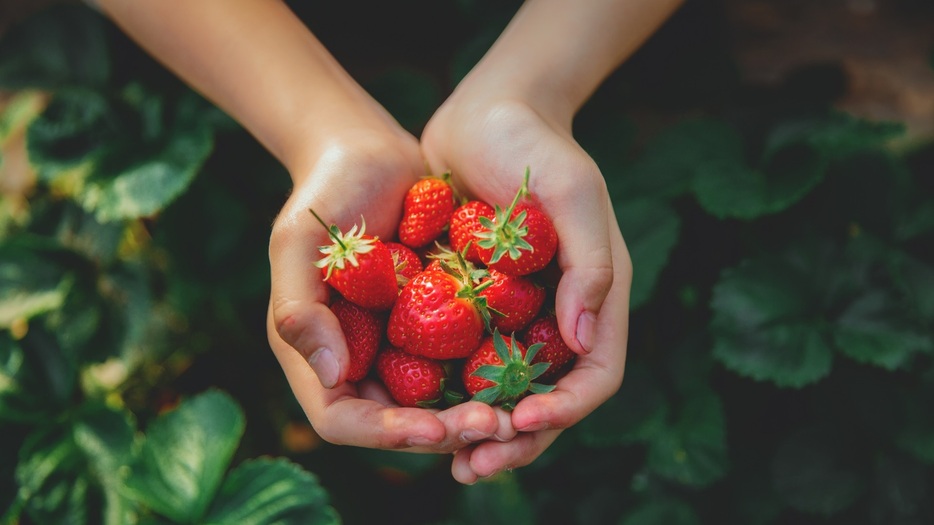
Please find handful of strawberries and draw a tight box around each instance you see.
[312,168,576,409]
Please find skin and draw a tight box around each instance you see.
[94,0,682,481]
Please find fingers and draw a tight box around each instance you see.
[269,205,349,388]
[451,430,564,484]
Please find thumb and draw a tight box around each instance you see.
[551,194,614,354]
[268,210,349,388]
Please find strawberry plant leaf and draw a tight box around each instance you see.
[456,472,534,525]
[0,4,110,89]
[618,497,700,525]
[73,404,139,525]
[772,426,868,516]
[203,457,339,525]
[14,425,91,525]
[121,390,245,524]
[888,251,934,322]
[763,112,903,162]
[0,241,72,329]
[615,198,680,309]
[575,363,668,447]
[832,289,933,370]
[646,389,729,487]
[896,381,934,464]
[711,256,833,388]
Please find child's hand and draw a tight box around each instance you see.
[266,130,508,453]
[422,96,633,483]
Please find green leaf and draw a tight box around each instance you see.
[711,255,834,388]
[73,404,139,525]
[364,68,441,133]
[763,112,903,162]
[888,252,934,322]
[15,425,90,525]
[203,457,339,525]
[456,472,535,525]
[0,4,110,88]
[615,199,681,309]
[772,426,868,516]
[647,390,729,487]
[618,498,700,525]
[833,289,933,370]
[0,242,72,329]
[122,390,245,524]
[576,364,668,447]
[897,382,934,464]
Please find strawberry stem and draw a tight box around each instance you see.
[308,208,346,251]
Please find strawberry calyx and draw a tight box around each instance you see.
[310,208,377,280]
[434,245,499,332]
[474,167,534,264]
[428,242,488,284]
[471,329,555,410]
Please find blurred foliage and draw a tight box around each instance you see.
[2,1,934,524]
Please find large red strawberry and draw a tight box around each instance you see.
[311,211,398,310]
[387,255,493,360]
[462,329,554,409]
[480,269,546,334]
[330,297,384,382]
[450,200,494,264]
[397,175,456,249]
[522,314,576,384]
[386,241,423,287]
[474,168,557,276]
[376,346,449,408]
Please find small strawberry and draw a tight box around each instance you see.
[474,168,557,276]
[330,297,384,382]
[387,253,493,360]
[522,314,576,384]
[386,241,423,287]
[463,329,555,409]
[311,210,398,310]
[450,200,495,264]
[480,269,545,333]
[376,346,450,407]
[398,175,456,249]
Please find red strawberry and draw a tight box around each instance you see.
[398,175,456,249]
[462,329,555,409]
[386,241,423,287]
[376,346,448,407]
[311,211,398,310]
[450,200,494,264]
[387,255,493,360]
[480,269,546,333]
[475,168,557,276]
[330,297,384,382]
[522,314,576,384]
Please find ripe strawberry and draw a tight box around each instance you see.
[398,175,456,249]
[522,314,576,384]
[450,200,495,264]
[462,329,555,409]
[387,254,493,360]
[386,241,423,287]
[480,269,546,333]
[475,168,557,276]
[376,346,448,407]
[311,210,398,311]
[330,297,384,382]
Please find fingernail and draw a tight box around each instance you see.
[517,422,548,432]
[576,311,597,353]
[406,435,438,447]
[460,428,491,442]
[308,347,339,388]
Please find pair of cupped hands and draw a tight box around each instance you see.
[266,84,632,484]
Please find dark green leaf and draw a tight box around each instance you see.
[15,425,90,525]
[833,289,933,370]
[711,256,833,388]
[615,198,681,309]
[73,404,139,525]
[203,457,339,525]
[763,112,903,162]
[0,5,109,88]
[576,364,668,447]
[772,426,868,516]
[888,252,934,322]
[122,390,245,524]
[456,472,534,525]
[0,241,72,328]
[897,382,934,464]
[647,390,729,487]
[618,498,700,525]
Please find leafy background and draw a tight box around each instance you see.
[2,0,934,524]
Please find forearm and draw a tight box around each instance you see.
[95,0,396,178]
[460,0,683,125]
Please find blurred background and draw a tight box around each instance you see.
[2,1,933,524]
